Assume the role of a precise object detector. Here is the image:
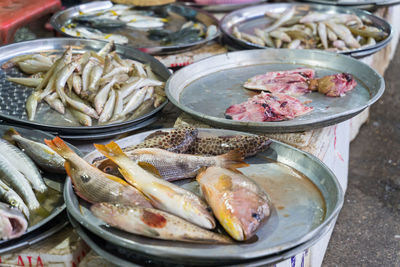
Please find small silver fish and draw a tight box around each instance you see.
[0,180,29,218]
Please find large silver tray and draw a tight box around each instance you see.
[219,3,393,58]
[51,1,220,55]
[64,128,343,265]
[0,125,80,246]
[299,0,400,8]
[0,38,170,135]
[165,49,385,133]
[68,213,334,267]
[178,0,268,13]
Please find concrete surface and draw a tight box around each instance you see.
[323,43,400,266]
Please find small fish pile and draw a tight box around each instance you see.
[47,128,273,243]
[3,41,166,126]
[62,4,217,46]
[225,92,313,122]
[232,7,388,52]
[0,128,69,240]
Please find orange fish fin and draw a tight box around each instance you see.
[195,167,208,182]
[45,137,74,157]
[118,167,136,186]
[217,150,249,169]
[104,173,128,185]
[94,141,125,161]
[64,161,73,178]
[227,167,244,174]
[137,161,161,178]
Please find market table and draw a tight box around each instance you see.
[0,4,399,267]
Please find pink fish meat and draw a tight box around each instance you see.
[244,68,315,96]
[309,73,357,97]
[225,92,313,122]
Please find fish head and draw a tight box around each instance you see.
[97,159,121,177]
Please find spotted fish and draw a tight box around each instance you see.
[93,126,198,173]
[188,135,272,157]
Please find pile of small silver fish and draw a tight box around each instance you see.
[61,4,217,46]
[47,128,273,243]
[232,7,388,52]
[0,128,66,240]
[4,41,166,126]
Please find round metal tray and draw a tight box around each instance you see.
[64,128,343,265]
[178,0,268,13]
[219,3,393,58]
[68,212,334,267]
[0,125,80,246]
[0,38,170,135]
[299,0,400,8]
[51,1,220,55]
[165,49,385,133]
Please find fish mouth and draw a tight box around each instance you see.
[9,217,25,238]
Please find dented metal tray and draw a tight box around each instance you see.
[0,38,170,135]
[165,49,385,133]
[64,128,343,265]
[51,1,220,55]
[219,3,393,58]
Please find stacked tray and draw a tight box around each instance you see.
[0,125,80,252]
[298,0,400,9]
[65,128,344,266]
[219,3,393,58]
[50,1,220,55]
[0,38,170,140]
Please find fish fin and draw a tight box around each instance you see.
[104,173,129,185]
[44,137,74,158]
[64,161,73,179]
[137,161,162,178]
[132,148,158,155]
[118,167,137,187]
[196,167,208,182]
[144,130,168,140]
[217,150,249,169]
[94,141,125,161]
[2,128,19,143]
[227,167,244,174]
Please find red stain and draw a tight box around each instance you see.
[337,152,344,162]
[141,210,167,228]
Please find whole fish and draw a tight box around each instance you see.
[317,22,328,50]
[94,141,216,230]
[92,127,198,167]
[91,203,232,244]
[120,87,147,117]
[197,167,271,241]
[44,93,65,115]
[264,7,295,33]
[56,62,79,104]
[0,154,39,210]
[325,22,360,49]
[0,180,29,218]
[97,148,248,181]
[44,137,151,207]
[6,77,43,87]
[69,107,92,127]
[0,139,46,193]
[26,91,40,121]
[98,89,116,124]
[4,128,65,174]
[0,202,28,240]
[187,135,272,157]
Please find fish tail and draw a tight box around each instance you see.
[94,141,125,162]
[2,128,19,143]
[44,137,75,158]
[217,150,249,169]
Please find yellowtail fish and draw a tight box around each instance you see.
[91,203,232,244]
[94,141,216,230]
[44,137,151,208]
[197,167,271,241]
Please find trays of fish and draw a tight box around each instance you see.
[50,1,220,55]
[61,127,343,265]
[219,3,393,58]
[0,38,170,137]
[165,49,384,133]
[0,125,80,249]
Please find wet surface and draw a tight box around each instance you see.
[324,43,400,266]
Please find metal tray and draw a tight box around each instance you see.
[64,128,343,265]
[219,3,393,58]
[51,1,220,55]
[165,49,385,133]
[299,0,400,8]
[68,212,334,267]
[0,211,69,254]
[0,38,170,135]
[0,125,80,246]
[178,0,268,13]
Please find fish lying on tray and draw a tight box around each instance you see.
[3,41,166,126]
[48,127,273,243]
[232,7,388,52]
